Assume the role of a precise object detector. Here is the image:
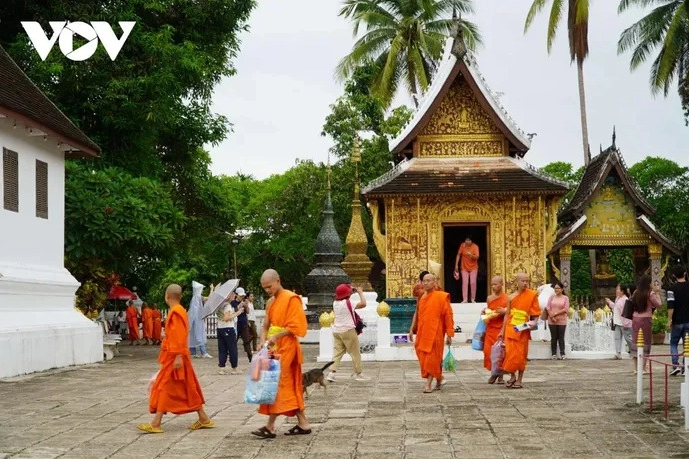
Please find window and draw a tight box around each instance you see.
[36,160,48,219]
[3,148,18,212]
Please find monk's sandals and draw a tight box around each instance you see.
[137,423,163,434]
[189,420,215,430]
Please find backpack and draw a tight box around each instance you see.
[346,299,366,335]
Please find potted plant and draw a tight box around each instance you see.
[652,308,669,345]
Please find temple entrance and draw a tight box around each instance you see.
[443,224,488,303]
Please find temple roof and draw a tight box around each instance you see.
[389,30,531,156]
[548,213,681,255]
[362,156,569,197]
[0,45,99,157]
[558,144,654,221]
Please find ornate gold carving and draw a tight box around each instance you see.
[559,244,573,259]
[418,140,504,157]
[648,243,663,259]
[368,200,386,263]
[382,194,548,297]
[417,134,504,142]
[579,184,648,239]
[342,138,373,290]
[421,78,501,137]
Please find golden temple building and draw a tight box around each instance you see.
[549,134,681,292]
[362,27,569,301]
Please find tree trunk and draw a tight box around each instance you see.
[576,58,590,165]
[577,58,596,281]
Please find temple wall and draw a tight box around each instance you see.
[383,194,560,297]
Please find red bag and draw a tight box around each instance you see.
[346,299,366,335]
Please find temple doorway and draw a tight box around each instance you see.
[443,224,489,303]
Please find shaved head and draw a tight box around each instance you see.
[515,273,530,291]
[261,269,280,283]
[165,284,182,306]
[261,269,282,297]
[491,276,504,295]
[422,273,437,292]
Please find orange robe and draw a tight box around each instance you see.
[258,289,307,417]
[502,289,541,374]
[125,305,139,340]
[483,293,508,371]
[142,308,153,340]
[414,290,454,380]
[149,304,205,415]
[152,310,162,341]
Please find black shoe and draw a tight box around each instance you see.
[670,367,681,376]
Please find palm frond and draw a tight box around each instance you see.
[525,0,551,33]
[547,0,565,53]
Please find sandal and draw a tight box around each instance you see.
[509,383,523,389]
[434,379,447,391]
[496,379,505,385]
[136,423,163,434]
[251,426,276,439]
[488,375,498,384]
[189,420,215,430]
[423,388,433,393]
[284,425,312,436]
[505,380,516,388]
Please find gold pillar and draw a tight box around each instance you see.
[559,244,573,292]
[648,243,663,288]
[341,137,374,290]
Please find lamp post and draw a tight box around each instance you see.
[231,238,239,278]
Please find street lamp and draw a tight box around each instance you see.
[231,238,239,278]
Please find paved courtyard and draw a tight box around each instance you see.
[2,342,689,459]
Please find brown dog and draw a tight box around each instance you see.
[302,361,334,399]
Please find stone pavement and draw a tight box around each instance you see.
[2,342,689,459]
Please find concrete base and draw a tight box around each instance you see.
[0,263,103,379]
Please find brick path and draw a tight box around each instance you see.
[1,342,689,458]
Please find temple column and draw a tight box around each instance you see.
[559,244,573,292]
[648,243,663,288]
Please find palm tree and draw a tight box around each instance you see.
[618,0,689,120]
[336,0,481,107]
[525,0,591,166]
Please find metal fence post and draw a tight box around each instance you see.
[636,329,644,404]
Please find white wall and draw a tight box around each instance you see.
[0,117,65,268]
[0,116,102,379]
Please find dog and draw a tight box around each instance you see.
[302,361,334,399]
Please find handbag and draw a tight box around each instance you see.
[346,299,366,335]
[621,298,634,320]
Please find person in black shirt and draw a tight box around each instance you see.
[668,265,689,375]
[232,287,253,363]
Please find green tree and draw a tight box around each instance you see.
[64,162,185,311]
[525,0,592,164]
[540,161,585,209]
[336,0,481,107]
[617,0,689,124]
[628,157,689,259]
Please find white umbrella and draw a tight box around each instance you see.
[201,279,240,319]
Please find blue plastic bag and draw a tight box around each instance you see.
[244,348,281,404]
[471,318,486,351]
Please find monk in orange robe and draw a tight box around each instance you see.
[498,273,542,389]
[409,273,454,393]
[484,276,508,384]
[137,284,213,434]
[152,304,163,344]
[125,300,140,345]
[251,269,310,439]
[142,303,154,345]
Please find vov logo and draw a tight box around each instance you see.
[21,21,136,61]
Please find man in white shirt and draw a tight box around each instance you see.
[217,292,243,375]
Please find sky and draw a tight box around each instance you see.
[206,0,688,180]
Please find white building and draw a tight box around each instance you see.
[0,46,102,378]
